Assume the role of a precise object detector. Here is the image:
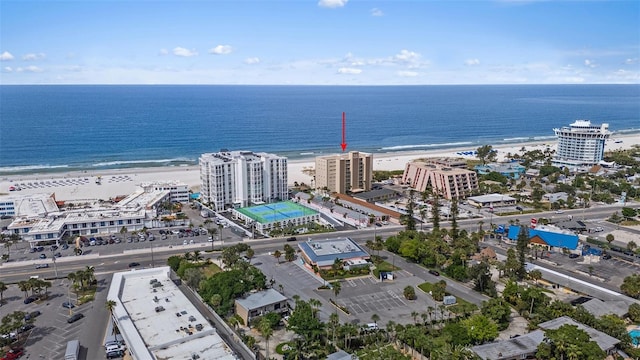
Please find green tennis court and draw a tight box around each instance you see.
[236,201,318,224]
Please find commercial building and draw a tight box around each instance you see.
[507,225,579,251]
[315,151,373,194]
[298,237,370,270]
[553,120,611,170]
[139,181,189,203]
[467,194,516,208]
[199,151,288,212]
[402,161,478,199]
[107,267,239,360]
[235,289,289,326]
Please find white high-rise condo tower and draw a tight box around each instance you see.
[199,151,288,211]
[552,120,610,170]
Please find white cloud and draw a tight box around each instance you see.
[209,45,233,55]
[465,58,480,66]
[584,59,597,68]
[0,51,15,61]
[16,66,43,73]
[318,0,347,8]
[3,66,12,72]
[624,58,638,65]
[370,8,384,16]
[172,47,198,57]
[244,57,260,64]
[395,50,420,62]
[397,71,419,77]
[337,67,362,74]
[159,48,169,56]
[22,53,46,61]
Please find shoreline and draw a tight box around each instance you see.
[1,134,638,202]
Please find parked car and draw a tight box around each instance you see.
[54,252,62,258]
[67,313,84,323]
[39,254,47,259]
[62,301,75,309]
[106,350,124,359]
[568,253,580,259]
[23,296,37,304]
[602,253,612,260]
[35,263,49,269]
[24,311,41,321]
[1,348,24,360]
[128,262,140,268]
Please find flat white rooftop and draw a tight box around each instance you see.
[108,267,238,360]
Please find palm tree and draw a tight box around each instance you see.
[207,227,217,251]
[85,266,95,285]
[273,250,282,264]
[309,298,322,319]
[245,247,255,264]
[18,280,30,299]
[411,311,419,324]
[105,299,117,333]
[193,250,203,262]
[330,281,341,310]
[0,281,7,304]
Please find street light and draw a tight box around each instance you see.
[52,256,58,279]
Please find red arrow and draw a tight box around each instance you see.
[341,112,347,152]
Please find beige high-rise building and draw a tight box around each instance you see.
[315,151,373,194]
[402,161,478,200]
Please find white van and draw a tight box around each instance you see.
[364,323,379,331]
[105,344,124,353]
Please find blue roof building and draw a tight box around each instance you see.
[475,162,526,179]
[507,225,579,250]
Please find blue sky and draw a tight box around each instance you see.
[1,0,638,85]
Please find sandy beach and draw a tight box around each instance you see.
[1,134,638,202]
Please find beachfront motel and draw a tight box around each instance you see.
[4,189,185,246]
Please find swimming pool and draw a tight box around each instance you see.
[629,328,640,346]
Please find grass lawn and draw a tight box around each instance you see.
[200,262,223,277]
[373,261,401,278]
[418,282,434,293]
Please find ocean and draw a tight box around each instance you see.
[1,84,639,175]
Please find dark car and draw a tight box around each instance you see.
[67,313,84,323]
[62,301,75,309]
[39,254,46,259]
[106,350,124,359]
[24,311,41,321]
[128,262,140,268]
[286,237,297,242]
[18,324,35,333]
[428,269,440,276]
[23,296,37,304]
[568,253,580,259]
[602,253,612,260]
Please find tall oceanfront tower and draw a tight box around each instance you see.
[315,151,373,194]
[199,151,288,211]
[552,120,610,170]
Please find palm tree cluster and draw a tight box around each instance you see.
[67,266,96,292]
[17,277,53,300]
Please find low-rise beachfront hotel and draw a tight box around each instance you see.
[552,120,611,170]
[199,151,288,212]
[402,160,479,199]
[2,185,187,247]
[315,151,373,194]
[297,237,370,271]
[139,180,189,203]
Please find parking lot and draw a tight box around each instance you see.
[253,251,446,328]
[0,276,113,360]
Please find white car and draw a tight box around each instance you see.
[554,210,564,214]
[207,236,213,242]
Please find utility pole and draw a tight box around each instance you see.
[150,241,155,268]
